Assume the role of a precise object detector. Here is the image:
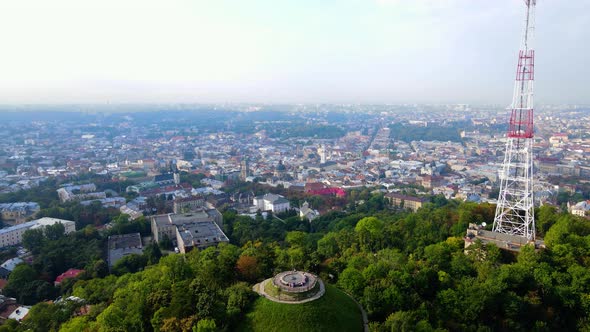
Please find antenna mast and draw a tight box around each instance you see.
[492,0,537,240]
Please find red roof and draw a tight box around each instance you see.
[55,268,84,285]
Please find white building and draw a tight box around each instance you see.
[253,194,290,214]
[8,306,29,322]
[1,257,23,272]
[0,217,76,248]
[570,200,590,217]
[299,202,319,221]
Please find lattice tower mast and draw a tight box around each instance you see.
[492,0,536,240]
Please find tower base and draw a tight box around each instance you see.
[465,224,545,253]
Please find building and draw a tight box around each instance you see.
[299,202,319,221]
[385,193,427,212]
[154,173,177,186]
[175,221,229,253]
[32,217,76,233]
[549,133,569,146]
[119,205,144,220]
[421,175,444,190]
[0,267,10,280]
[150,209,223,243]
[253,194,290,214]
[57,184,104,203]
[464,223,545,253]
[0,217,76,248]
[54,268,85,286]
[0,202,40,225]
[570,200,590,217]
[0,258,23,272]
[107,233,143,268]
[173,196,205,214]
[80,197,126,208]
[240,159,249,181]
[8,306,29,322]
[0,295,19,324]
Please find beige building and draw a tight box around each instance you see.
[385,193,427,212]
[569,201,590,217]
[0,202,40,225]
[173,196,205,214]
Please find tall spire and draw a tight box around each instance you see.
[492,0,537,240]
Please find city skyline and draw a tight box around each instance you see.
[0,0,588,105]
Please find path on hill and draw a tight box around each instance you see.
[342,291,369,332]
[253,278,325,304]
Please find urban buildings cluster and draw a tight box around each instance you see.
[0,105,589,217]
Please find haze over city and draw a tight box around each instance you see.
[0,0,588,105]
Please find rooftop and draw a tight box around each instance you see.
[385,192,428,203]
[107,233,144,267]
[177,221,229,248]
[55,268,85,284]
[108,233,142,250]
[151,210,220,227]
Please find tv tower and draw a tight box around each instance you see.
[492,0,537,241]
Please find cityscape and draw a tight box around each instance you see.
[0,0,589,331]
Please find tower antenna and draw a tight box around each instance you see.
[492,0,537,240]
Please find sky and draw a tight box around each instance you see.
[0,0,588,105]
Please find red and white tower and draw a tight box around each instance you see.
[492,0,537,240]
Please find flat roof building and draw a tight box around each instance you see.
[150,209,222,243]
[175,221,229,253]
[150,210,228,254]
[107,233,143,268]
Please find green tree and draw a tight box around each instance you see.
[19,302,76,332]
[195,318,216,332]
[44,222,66,241]
[112,254,148,276]
[355,217,384,251]
[338,267,366,298]
[3,264,38,304]
[536,205,558,236]
[317,232,339,258]
[144,243,163,265]
[22,228,45,254]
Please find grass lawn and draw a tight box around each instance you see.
[237,284,363,332]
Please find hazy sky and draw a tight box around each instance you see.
[0,0,588,104]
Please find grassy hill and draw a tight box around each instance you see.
[237,284,363,332]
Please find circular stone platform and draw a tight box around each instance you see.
[274,271,317,293]
[253,271,325,303]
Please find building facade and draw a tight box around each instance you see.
[385,193,427,212]
[0,217,76,248]
[0,202,40,225]
[173,196,206,214]
[253,194,290,213]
